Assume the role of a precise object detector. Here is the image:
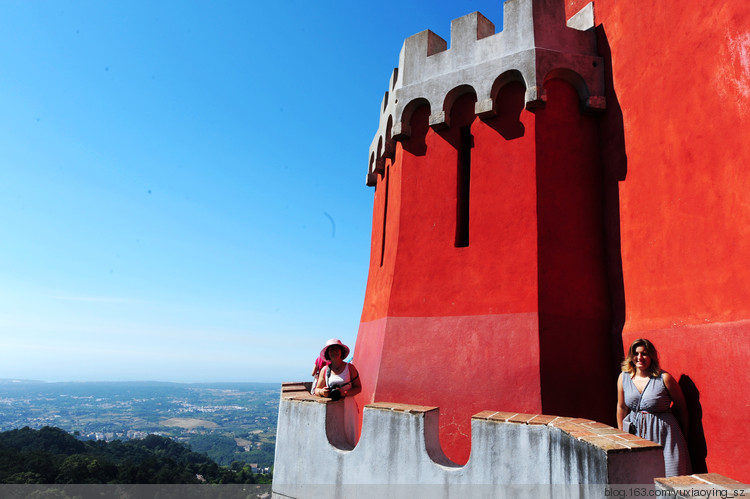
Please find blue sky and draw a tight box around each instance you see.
[0,1,505,383]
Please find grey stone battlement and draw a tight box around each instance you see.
[272,384,667,498]
[367,0,605,185]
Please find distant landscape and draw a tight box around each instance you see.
[0,379,280,470]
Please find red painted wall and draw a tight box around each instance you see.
[562,0,750,482]
[355,82,615,464]
[355,0,750,478]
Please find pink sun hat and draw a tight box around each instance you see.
[320,338,350,359]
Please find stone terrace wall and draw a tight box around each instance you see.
[272,382,665,498]
[656,475,750,499]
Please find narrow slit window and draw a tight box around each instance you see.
[456,126,472,247]
[380,165,390,266]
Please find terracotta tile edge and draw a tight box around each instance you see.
[365,402,438,413]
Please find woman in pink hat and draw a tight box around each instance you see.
[313,338,361,400]
[313,338,362,445]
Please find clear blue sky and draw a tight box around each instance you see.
[0,1,505,383]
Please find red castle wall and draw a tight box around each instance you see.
[356,81,615,464]
[564,0,750,482]
[353,0,750,480]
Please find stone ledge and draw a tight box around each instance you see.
[281,382,334,403]
[693,473,749,487]
[281,383,663,455]
[655,473,749,497]
[285,394,329,404]
[281,382,312,398]
[366,402,438,414]
[528,414,558,425]
[281,381,308,389]
[472,409,660,453]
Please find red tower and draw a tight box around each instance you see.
[353,0,615,464]
[349,0,750,481]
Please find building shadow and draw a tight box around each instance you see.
[474,26,629,427]
[401,105,430,157]
[483,80,526,140]
[596,25,628,378]
[679,375,708,473]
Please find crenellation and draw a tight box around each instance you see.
[450,12,496,53]
[397,30,448,86]
[273,391,667,495]
[567,2,595,31]
[367,0,605,182]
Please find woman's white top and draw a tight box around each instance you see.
[327,363,350,388]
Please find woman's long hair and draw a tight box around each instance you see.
[621,338,662,377]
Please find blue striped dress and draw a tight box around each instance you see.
[622,372,691,477]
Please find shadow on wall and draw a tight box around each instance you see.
[679,375,708,474]
[401,104,430,157]
[484,80,526,140]
[596,25,628,382]
[527,24,627,425]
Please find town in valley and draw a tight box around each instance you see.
[0,379,280,470]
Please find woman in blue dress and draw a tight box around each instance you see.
[617,338,691,477]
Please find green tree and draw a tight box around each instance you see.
[5,471,44,484]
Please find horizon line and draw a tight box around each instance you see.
[0,378,283,385]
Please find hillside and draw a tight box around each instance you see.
[0,380,279,468]
[0,426,269,484]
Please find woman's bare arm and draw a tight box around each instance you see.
[314,368,330,397]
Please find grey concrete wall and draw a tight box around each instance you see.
[272,385,665,499]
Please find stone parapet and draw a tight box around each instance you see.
[273,383,666,498]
